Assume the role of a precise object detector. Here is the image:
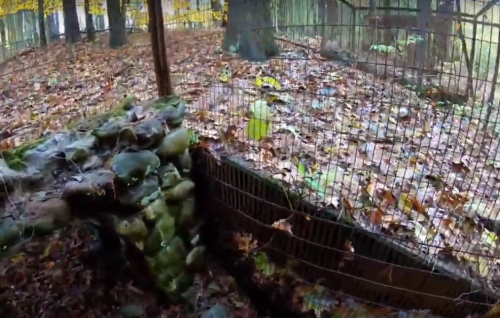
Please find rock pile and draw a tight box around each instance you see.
[0,95,203,302]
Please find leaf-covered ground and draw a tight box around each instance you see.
[2,27,500,301]
[0,228,260,318]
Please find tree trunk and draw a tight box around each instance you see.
[222,0,240,50]
[107,0,127,48]
[0,18,6,60]
[47,13,59,41]
[38,0,47,47]
[319,0,338,58]
[435,0,454,62]
[415,0,431,89]
[223,0,278,60]
[84,0,95,41]
[62,0,81,44]
[96,14,105,31]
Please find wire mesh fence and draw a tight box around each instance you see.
[2,0,500,317]
[168,0,500,316]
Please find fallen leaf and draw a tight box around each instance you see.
[234,233,258,256]
[272,219,293,234]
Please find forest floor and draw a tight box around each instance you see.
[0,227,261,318]
[0,28,500,317]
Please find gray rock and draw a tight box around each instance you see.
[118,176,160,207]
[201,304,231,318]
[159,163,181,189]
[92,118,127,145]
[63,135,96,163]
[62,169,115,202]
[153,95,187,129]
[156,128,190,159]
[119,118,165,150]
[111,151,160,185]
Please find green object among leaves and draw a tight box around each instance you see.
[247,118,269,141]
[245,99,272,140]
[187,129,199,146]
[369,45,396,54]
[305,167,342,198]
[253,252,277,276]
[153,95,185,110]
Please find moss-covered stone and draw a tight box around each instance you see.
[1,137,48,171]
[111,151,160,185]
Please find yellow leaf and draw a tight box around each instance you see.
[42,245,52,258]
[398,193,413,214]
[10,253,25,264]
[255,76,281,90]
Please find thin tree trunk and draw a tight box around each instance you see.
[38,0,47,47]
[84,0,95,41]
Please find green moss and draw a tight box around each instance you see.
[1,137,47,171]
[66,95,136,130]
[153,95,182,110]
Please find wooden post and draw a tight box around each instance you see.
[147,0,173,97]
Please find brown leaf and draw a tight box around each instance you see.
[221,125,237,143]
[408,195,427,215]
[343,240,355,261]
[271,219,293,234]
[195,110,208,122]
[343,198,355,214]
[368,208,383,226]
[234,233,258,256]
[375,189,397,207]
[450,159,470,173]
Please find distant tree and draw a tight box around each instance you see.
[222,0,278,61]
[0,18,6,58]
[211,0,223,27]
[319,0,338,57]
[107,0,127,48]
[47,13,59,42]
[84,0,95,41]
[62,0,81,44]
[38,0,47,47]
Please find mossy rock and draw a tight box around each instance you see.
[1,137,48,171]
[153,95,187,129]
[159,163,182,189]
[67,95,138,130]
[156,213,176,244]
[111,151,160,185]
[163,180,195,202]
[156,128,191,159]
[115,216,149,243]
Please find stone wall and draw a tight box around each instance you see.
[0,95,203,302]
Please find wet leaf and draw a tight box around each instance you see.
[271,219,293,234]
[234,233,258,256]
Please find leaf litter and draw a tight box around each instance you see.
[179,37,500,291]
[1,28,500,300]
[0,226,261,318]
[236,232,498,318]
